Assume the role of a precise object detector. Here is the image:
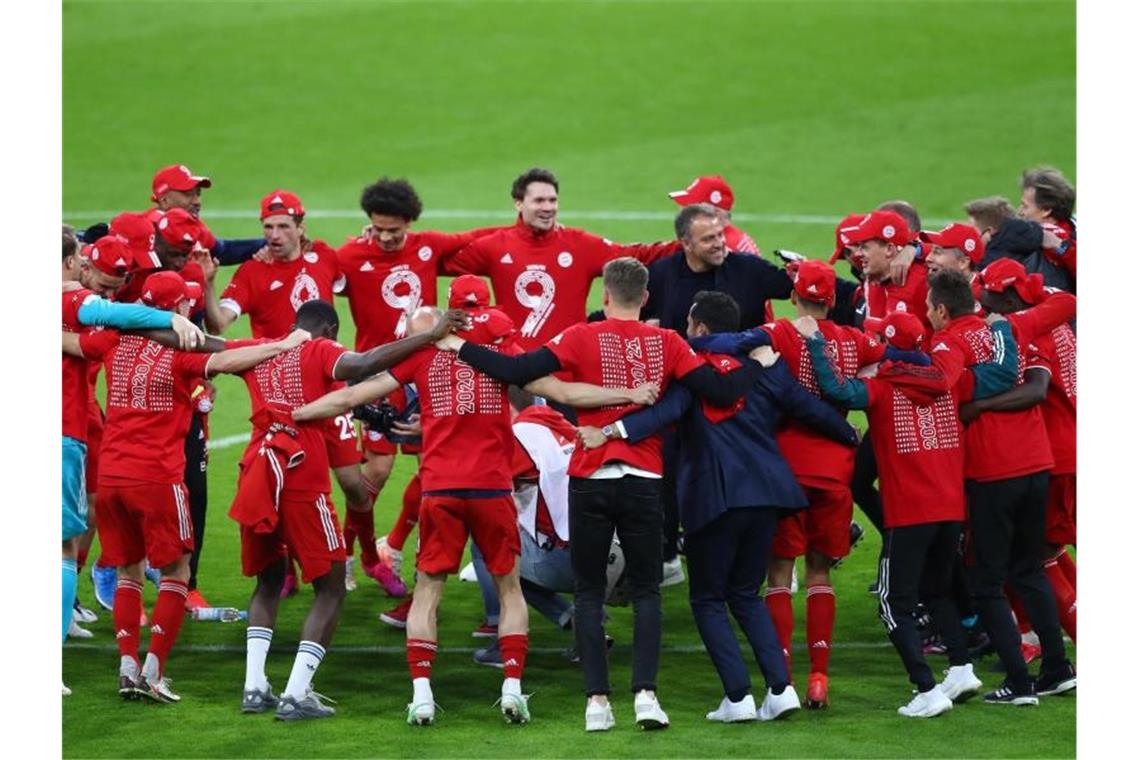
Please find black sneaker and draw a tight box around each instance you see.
[983,680,1038,706]
[118,674,144,701]
[1036,663,1077,696]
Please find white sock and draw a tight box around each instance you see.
[412,677,433,705]
[245,627,273,691]
[141,652,160,683]
[502,677,521,697]
[120,655,140,679]
[284,640,325,700]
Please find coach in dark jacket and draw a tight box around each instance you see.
[580,291,858,722]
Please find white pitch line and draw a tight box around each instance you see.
[62,207,957,227]
[206,432,251,451]
[66,641,892,655]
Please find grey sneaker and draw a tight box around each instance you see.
[275,690,335,721]
[474,641,504,669]
[140,676,181,704]
[242,682,280,714]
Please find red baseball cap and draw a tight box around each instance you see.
[109,212,161,271]
[793,260,836,305]
[881,311,926,351]
[844,210,911,247]
[466,306,516,344]
[920,223,985,265]
[668,175,735,211]
[979,258,1047,304]
[184,281,204,310]
[151,164,212,202]
[260,189,306,221]
[140,271,190,310]
[448,274,491,309]
[829,213,866,263]
[156,208,214,251]
[84,236,133,277]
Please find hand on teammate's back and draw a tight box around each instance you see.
[628,382,660,406]
[749,345,781,367]
[431,309,471,341]
[171,313,205,350]
[792,315,819,338]
[280,328,312,350]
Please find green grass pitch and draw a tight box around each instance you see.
[63,1,1075,756]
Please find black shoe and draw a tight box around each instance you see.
[867,579,880,595]
[1035,663,1076,696]
[849,522,865,550]
[967,631,994,660]
[983,680,1038,706]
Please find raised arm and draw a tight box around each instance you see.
[206,329,310,377]
[211,237,266,267]
[293,373,401,422]
[193,251,240,334]
[76,296,173,331]
[334,310,466,380]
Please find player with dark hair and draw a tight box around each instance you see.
[63,271,308,704]
[438,257,770,732]
[1018,166,1076,282]
[335,177,503,596]
[295,282,654,726]
[444,168,679,350]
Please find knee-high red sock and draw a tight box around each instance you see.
[1006,584,1033,635]
[144,579,189,679]
[113,578,144,669]
[407,638,437,680]
[1043,557,1077,642]
[765,587,794,676]
[347,508,380,566]
[806,585,836,675]
[499,634,529,681]
[1057,549,1076,588]
[388,475,421,551]
[342,516,357,556]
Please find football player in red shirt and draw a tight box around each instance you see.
[795,310,980,718]
[920,222,986,300]
[1018,166,1076,282]
[846,210,933,332]
[667,175,761,255]
[63,271,307,704]
[960,260,1077,644]
[444,167,678,349]
[229,300,462,720]
[440,258,768,732]
[295,295,656,726]
[336,178,502,587]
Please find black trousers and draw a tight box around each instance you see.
[851,435,884,535]
[686,507,788,701]
[569,475,662,697]
[184,413,208,591]
[661,432,681,561]
[966,472,1066,689]
[879,521,969,692]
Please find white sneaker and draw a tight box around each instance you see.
[68,619,93,639]
[74,602,98,624]
[758,686,800,721]
[634,690,670,729]
[344,556,357,592]
[661,558,685,588]
[939,664,983,703]
[376,535,404,575]
[706,694,757,722]
[585,700,615,732]
[62,682,72,697]
[459,562,478,583]
[406,700,436,726]
[898,687,953,718]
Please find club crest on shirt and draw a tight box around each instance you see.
[418,246,433,262]
[557,251,573,268]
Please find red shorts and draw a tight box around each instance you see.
[1044,474,1076,546]
[418,494,519,576]
[85,403,104,495]
[96,479,194,569]
[772,485,853,560]
[359,387,422,456]
[324,415,362,469]
[241,492,346,584]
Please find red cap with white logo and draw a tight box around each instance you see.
[829,213,866,263]
[448,274,491,309]
[151,164,212,201]
[920,223,985,265]
[110,212,161,271]
[793,260,837,305]
[140,271,190,310]
[156,208,215,251]
[260,190,306,221]
[881,311,926,351]
[844,210,911,247]
[84,236,134,276]
[668,175,735,211]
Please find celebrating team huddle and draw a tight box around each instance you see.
[61,163,1077,729]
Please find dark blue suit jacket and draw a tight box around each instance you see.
[619,355,858,535]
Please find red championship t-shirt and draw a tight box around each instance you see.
[544,318,705,477]
[80,332,211,485]
[445,218,676,349]
[864,262,932,332]
[765,318,885,488]
[236,338,348,495]
[1026,324,1076,475]
[337,230,492,349]
[62,287,98,442]
[389,339,521,493]
[864,378,965,528]
[220,241,342,339]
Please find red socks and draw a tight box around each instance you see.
[765,587,794,675]
[499,634,529,680]
[346,508,380,566]
[388,475,422,551]
[146,579,189,677]
[1044,555,1077,642]
[806,585,835,675]
[407,638,437,680]
[113,578,144,666]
